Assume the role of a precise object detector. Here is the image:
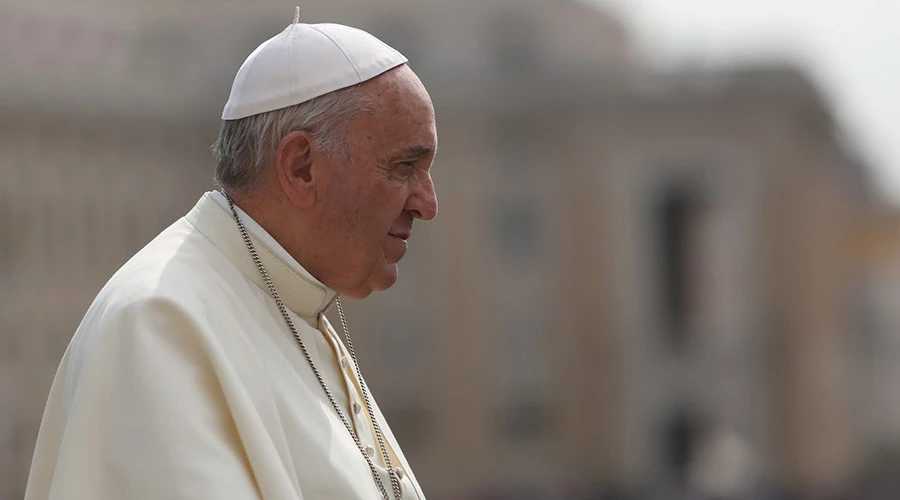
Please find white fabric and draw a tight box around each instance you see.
[208,189,336,311]
[222,21,408,120]
[25,192,425,500]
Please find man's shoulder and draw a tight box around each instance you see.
[59,214,267,394]
[96,217,240,319]
[65,219,248,362]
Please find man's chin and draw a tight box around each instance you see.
[374,263,399,290]
[368,263,399,292]
[342,265,398,299]
[342,288,374,300]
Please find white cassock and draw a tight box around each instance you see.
[25,191,426,500]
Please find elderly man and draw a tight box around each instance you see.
[25,11,437,500]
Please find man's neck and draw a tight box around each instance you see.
[212,190,334,298]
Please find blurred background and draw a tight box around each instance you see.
[3,0,900,499]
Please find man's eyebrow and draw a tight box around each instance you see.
[394,144,436,159]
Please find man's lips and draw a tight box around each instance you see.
[389,231,410,240]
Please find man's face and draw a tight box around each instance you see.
[314,66,438,298]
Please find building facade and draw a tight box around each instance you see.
[0,1,880,499]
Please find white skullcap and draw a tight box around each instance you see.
[222,12,408,120]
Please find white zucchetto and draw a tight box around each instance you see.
[222,9,407,120]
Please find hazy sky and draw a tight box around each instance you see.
[592,0,900,202]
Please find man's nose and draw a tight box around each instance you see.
[406,174,438,221]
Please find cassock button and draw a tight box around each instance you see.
[340,356,350,369]
[396,468,406,480]
[365,445,376,457]
[352,401,363,415]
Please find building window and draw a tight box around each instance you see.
[654,181,707,347]
[41,201,57,270]
[370,314,431,397]
[494,117,535,172]
[0,197,11,272]
[662,409,701,485]
[497,399,553,443]
[488,10,539,72]
[375,315,426,368]
[492,198,539,260]
[382,406,433,452]
[499,311,549,393]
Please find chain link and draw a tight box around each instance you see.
[336,298,402,496]
[226,194,401,500]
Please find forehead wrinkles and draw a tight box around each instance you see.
[344,67,435,162]
[369,66,432,112]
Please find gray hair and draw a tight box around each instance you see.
[211,84,373,193]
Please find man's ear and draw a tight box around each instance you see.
[275,130,317,209]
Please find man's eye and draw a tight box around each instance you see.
[397,161,416,174]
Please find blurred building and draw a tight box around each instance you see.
[0,1,888,499]
[847,208,900,497]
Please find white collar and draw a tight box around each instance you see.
[207,190,337,314]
